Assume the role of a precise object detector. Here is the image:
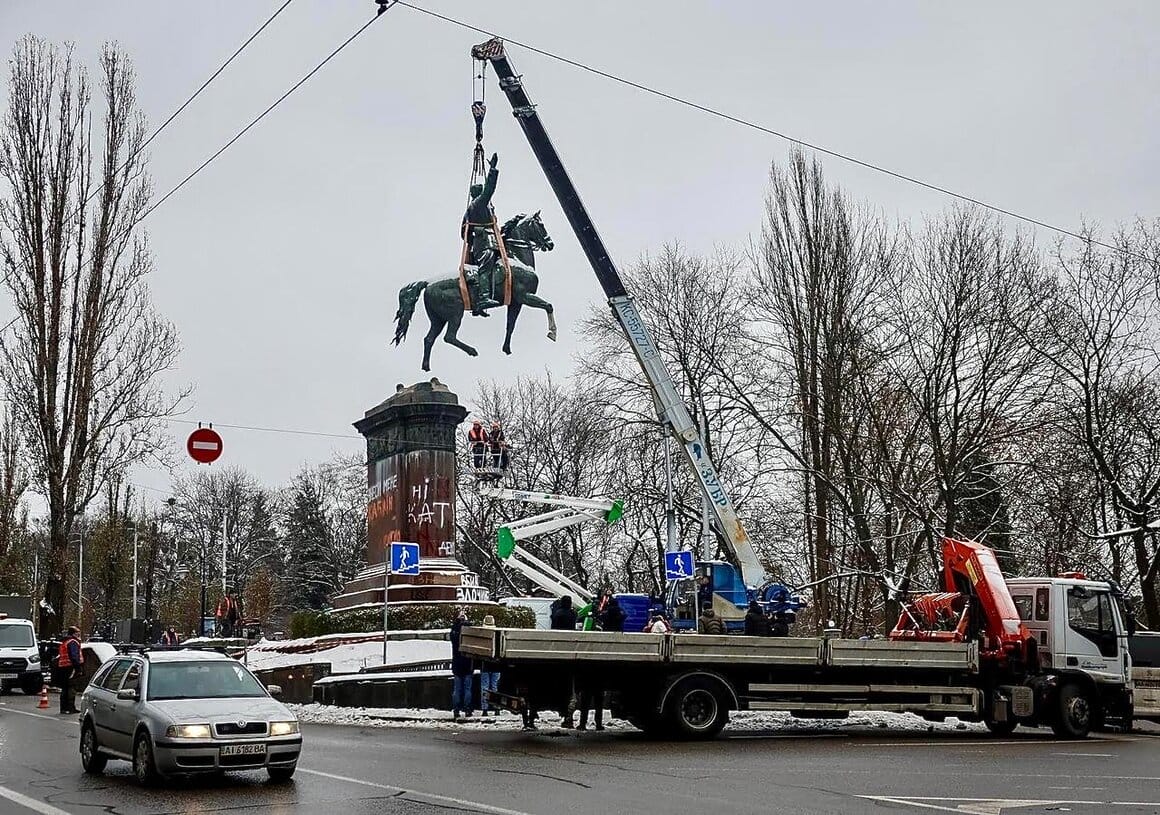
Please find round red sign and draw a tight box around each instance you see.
[187,426,223,464]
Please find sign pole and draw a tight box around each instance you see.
[382,554,389,665]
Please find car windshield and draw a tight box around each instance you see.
[147,661,267,701]
[0,624,34,648]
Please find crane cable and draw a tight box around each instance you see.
[394,1,1155,265]
[139,1,398,224]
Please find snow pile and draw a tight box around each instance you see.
[288,703,986,735]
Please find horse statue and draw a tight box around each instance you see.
[393,211,557,371]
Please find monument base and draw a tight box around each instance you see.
[332,559,491,610]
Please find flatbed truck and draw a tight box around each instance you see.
[461,572,1133,739]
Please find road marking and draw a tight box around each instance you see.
[850,737,1133,747]
[0,707,67,722]
[860,796,1160,814]
[298,767,538,815]
[1052,752,1114,757]
[0,784,74,815]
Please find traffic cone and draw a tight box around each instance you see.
[37,685,49,710]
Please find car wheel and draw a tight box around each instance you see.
[21,680,41,696]
[267,765,296,782]
[132,731,162,786]
[80,722,107,775]
[1051,683,1092,739]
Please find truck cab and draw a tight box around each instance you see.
[667,561,804,632]
[1007,577,1134,724]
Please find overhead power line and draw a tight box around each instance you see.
[395,1,1150,263]
[76,0,296,219]
[140,1,397,222]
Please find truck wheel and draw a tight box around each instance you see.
[1051,683,1092,739]
[665,678,729,739]
[984,717,1017,736]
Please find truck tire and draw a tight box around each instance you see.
[664,677,729,739]
[1051,683,1092,739]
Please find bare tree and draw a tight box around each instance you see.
[0,37,185,634]
[888,208,1050,566]
[736,149,895,625]
[0,409,29,591]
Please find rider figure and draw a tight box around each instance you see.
[461,152,502,316]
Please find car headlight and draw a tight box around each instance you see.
[27,654,39,665]
[166,724,212,739]
[269,721,299,736]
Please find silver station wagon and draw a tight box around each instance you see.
[78,648,301,784]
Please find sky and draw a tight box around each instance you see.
[2,1,1158,510]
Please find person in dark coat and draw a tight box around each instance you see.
[599,597,626,633]
[449,612,474,719]
[550,595,578,630]
[550,595,578,726]
[744,601,769,636]
[769,611,791,637]
[698,607,727,635]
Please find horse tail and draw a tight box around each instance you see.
[393,281,428,345]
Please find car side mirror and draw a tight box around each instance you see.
[267,684,283,698]
[116,688,139,701]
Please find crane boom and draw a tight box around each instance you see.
[472,37,767,585]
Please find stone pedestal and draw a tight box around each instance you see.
[332,379,490,610]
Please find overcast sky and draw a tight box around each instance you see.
[2,1,1158,509]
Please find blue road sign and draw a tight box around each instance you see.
[390,542,420,576]
[664,550,695,581]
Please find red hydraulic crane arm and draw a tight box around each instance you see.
[942,537,1029,651]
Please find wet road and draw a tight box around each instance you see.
[2,691,1160,814]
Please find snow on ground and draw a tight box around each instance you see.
[246,637,449,674]
[287,703,987,735]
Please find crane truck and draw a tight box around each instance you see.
[457,37,1136,740]
[467,36,793,629]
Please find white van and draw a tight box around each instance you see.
[0,615,43,695]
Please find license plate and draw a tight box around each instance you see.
[220,743,266,757]
[0,673,17,680]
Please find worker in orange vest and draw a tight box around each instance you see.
[467,420,489,468]
[216,595,239,638]
[56,626,83,715]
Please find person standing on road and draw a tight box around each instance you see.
[549,596,578,726]
[449,611,474,720]
[56,626,83,714]
[577,668,605,732]
[478,615,501,717]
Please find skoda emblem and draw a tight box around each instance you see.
[237,720,246,728]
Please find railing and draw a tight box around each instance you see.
[358,659,451,675]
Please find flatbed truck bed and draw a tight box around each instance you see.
[461,627,991,737]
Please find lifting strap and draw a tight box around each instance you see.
[458,218,513,310]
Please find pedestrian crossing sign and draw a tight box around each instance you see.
[664,550,695,580]
[390,542,420,575]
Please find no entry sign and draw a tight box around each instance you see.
[187,426,223,464]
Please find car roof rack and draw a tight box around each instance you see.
[114,643,234,658]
